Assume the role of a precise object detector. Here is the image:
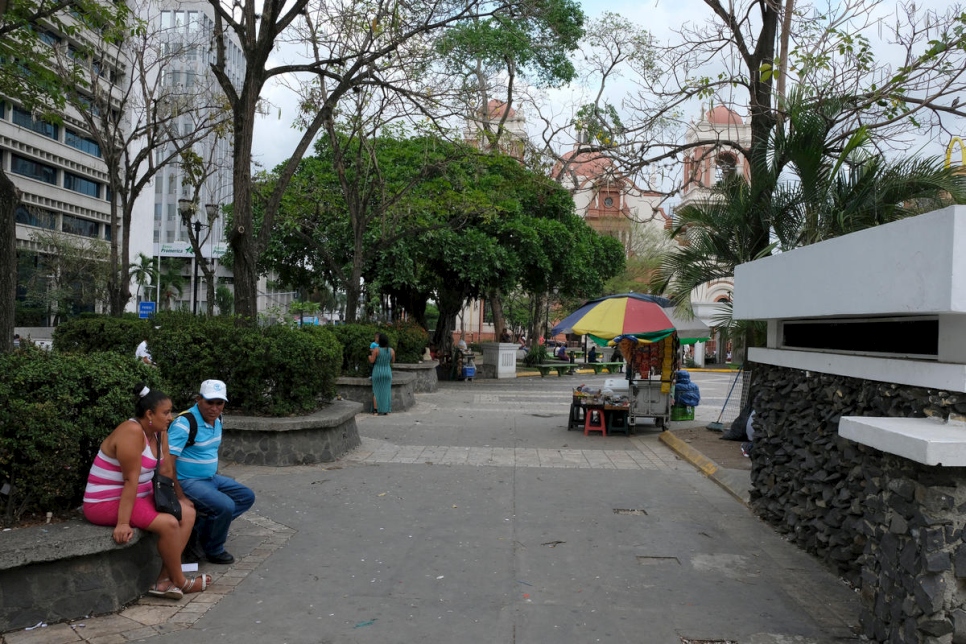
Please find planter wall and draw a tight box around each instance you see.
[221,399,363,466]
[336,371,416,413]
[750,363,966,643]
[0,519,158,632]
[392,362,439,393]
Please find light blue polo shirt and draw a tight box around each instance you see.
[168,405,221,480]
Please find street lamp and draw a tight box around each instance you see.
[176,199,208,315]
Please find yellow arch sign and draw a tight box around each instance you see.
[947,136,965,171]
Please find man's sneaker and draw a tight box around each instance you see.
[206,551,235,565]
[740,441,753,458]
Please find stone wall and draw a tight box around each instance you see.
[336,372,416,413]
[221,399,362,466]
[392,362,439,393]
[750,363,966,643]
[0,519,158,632]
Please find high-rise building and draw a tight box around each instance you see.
[4,12,126,329]
[129,1,245,314]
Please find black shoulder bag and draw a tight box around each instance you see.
[152,434,182,521]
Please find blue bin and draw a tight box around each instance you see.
[462,365,476,379]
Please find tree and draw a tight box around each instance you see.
[203,0,499,322]
[0,0,129,351]
[157,258,186,311]
[129,252,158,304]
[652,96,966,313]
[23,230,111,324]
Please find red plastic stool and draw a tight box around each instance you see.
[584,406,606,436]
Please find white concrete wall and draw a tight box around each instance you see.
[734,206,966,320]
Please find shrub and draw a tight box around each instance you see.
[47,312,344,415]
[523,344,550,367]
[150,314,342,416]
[53,315,152,357]
[385,321,428,364]
[0,348,164,526]
[328,323,383,377]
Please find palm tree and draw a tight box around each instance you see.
[129,252,158,305]
[157,259,186,311]
[654,92,966,316]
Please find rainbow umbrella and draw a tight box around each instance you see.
[552,293,676,343]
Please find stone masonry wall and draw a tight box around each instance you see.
[750,363,966,643]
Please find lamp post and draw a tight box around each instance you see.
[191,219,203,314]
[177,198,208,315]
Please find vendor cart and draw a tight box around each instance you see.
[615,333,679,429]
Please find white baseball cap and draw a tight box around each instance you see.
[199,379,229,402]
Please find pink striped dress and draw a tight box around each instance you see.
[83,423,157,504]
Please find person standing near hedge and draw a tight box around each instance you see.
[169,380,255,565]
[82,383,210,600]
[368,333,395,415]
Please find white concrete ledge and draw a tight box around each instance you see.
[839,416,966,466]
[748,347,966,393]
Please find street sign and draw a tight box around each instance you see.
[138,302,156,319]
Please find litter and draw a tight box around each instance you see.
[354,619,377,628]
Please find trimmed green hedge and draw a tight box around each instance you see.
[52,315,152,358]
[0,349,164,526]
[54,313,342,416]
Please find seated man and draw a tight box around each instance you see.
[587,346,598,363]
[555,344,568,360]
[169,380,255,565]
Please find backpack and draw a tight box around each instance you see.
[176,409,223,448]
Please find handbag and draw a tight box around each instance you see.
[152,435,182,521]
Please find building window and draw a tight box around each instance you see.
[11,154,57,184]
[62,214,99,238]
[65,129,102,157]
[15,205,57,229]
[12,106,58,139]
[64,172,101,198]
[603,196,614,208]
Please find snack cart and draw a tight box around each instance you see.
[615,333,679,428]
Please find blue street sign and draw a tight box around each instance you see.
[138,302,156,319]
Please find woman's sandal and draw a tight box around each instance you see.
[147,579,183,600]
[181,574,212,594]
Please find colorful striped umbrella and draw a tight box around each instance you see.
[552,293,676,342]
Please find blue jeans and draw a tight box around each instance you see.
[180,474,255,556]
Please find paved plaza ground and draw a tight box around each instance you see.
[3,372,863,644]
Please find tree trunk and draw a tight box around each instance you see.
[228,102,258,321]
[488,288,506,339]
[0,169,18,353]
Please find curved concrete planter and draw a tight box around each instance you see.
[221,399,363,466]
[0,519,159,632]
[336,371,417,413]
[392,361,439,393]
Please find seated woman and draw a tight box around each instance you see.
[555,344,569,360]
[83,383,210,599]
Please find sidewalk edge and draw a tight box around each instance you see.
[658,431,751,508]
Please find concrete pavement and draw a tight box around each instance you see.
[3,374,862,644]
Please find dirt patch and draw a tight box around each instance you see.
[668,424,751,471]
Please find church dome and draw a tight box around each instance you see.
[706,106,743,125]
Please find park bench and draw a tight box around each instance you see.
[586,361,625,375]
[534,363,579,377]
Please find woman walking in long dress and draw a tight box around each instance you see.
[369,333,395,415]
